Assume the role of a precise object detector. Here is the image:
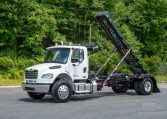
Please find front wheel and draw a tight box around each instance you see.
[51,80,72,103]
[112,86,128,93]
[27,92,45,99]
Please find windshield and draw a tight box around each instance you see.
[44,48,70,64]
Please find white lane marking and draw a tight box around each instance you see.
[158,83,167,89]
[0,86,21,88]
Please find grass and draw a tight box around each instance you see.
[155,76,167,83]
[0,79,22,86]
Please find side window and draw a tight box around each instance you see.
[79,50,84,62]
[71,49,84,63]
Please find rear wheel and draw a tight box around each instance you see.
[134,80,142,95]
[134,78,153,95]
[27,92,45,99]
[139,78,153,95]
[112,86,128,93]
[51,80,72,103]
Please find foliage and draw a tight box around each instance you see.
[0,0,60,57]
[127,0,167,57]
[0,57,43,80]
[0,0,167,81]
[141,55,162,75]
[158,63,167,76]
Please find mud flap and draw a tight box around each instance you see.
[152,77,160,93]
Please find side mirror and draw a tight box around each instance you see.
[71,58,80,66]
[71,58,79,63]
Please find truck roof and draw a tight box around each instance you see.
[47,44,98,52]
[46,45,86,50]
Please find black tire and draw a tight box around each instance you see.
[138,78,153,95]
[51,80,72,103]
[112,86,128,93]
[134,80,142,95]
[27,92,45,99]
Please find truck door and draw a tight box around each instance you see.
[70,48,88,80]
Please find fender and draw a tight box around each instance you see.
[52,73,73,90]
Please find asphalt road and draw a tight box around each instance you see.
[0,83,167,119]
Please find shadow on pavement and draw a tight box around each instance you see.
[18,91,137,103]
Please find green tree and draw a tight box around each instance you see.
[0,0,167,77]
[127,0,167,58]
[0,0,64,57]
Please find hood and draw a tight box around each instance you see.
[26,63,62,71]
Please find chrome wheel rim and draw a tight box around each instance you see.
[58,85,69,99]
[144,81,152,92]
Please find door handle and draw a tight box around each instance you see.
[83,67,87,73]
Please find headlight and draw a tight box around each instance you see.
[41,73,53,79]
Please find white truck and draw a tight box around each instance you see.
[22,12,160,102]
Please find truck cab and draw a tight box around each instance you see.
[23,45,97,102]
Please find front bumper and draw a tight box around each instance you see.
[22,83,50,93]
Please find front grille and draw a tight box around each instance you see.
[25,70,38,79]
